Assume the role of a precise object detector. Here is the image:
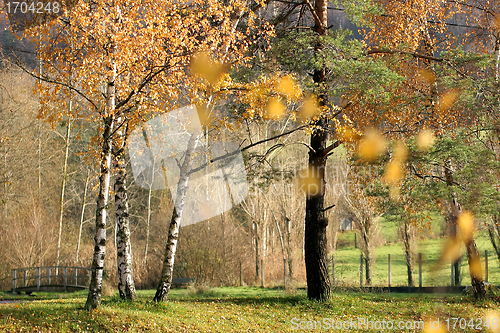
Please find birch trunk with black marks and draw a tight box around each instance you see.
[113,119,137,300]
[303,0,332,301]
[153,131,201,302]
[85,114,114,310]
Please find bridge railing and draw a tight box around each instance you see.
[12,266,91,292]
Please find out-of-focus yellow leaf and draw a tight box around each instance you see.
[384,160,403,185]
[437,90,458,112]
[276,75,300,100]
[484,311,500,333]
[357,129,387,161]
[266,97,286,120]
[393,141,407,162]
[190,53,226,85]
[419,69,437,84]
[196,104,210,126]
[299,95,319,119]
[298,167,323,198]
[440,237,462,264]
[469,256,483,280]
[416,129,435,151]
[458,211,474,242]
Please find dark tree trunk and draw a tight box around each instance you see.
[365,249,372,285]
[454,260,461,286]
[407,264,414,287]
[303,0,332,301]
[465,239,486,298]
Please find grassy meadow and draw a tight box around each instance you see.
[1,287,500,332]
[332,217,500,287]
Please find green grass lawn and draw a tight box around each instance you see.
[1,287,499,332]
[334,230,500,287]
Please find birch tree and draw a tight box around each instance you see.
[14,0,256,308]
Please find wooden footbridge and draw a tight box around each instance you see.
[12,266,91,293]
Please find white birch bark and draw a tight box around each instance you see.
[85,114,114,310]
[113,118,137,300]
[85,55,116,309]
[153,130,201,301]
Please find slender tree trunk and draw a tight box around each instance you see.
[488,216,500,263]
[285,217,293,280]
[85,115,114,310]
[253,221,261,280]
[144,158,155,267]
[304,0,331,301]
[56,117,71,267]
[445,161,485,298]
[465,238,486,298]
[153,131,201,302]
[113,121,137,300]
[402,220,415,287]
[76,171,90,264]
[365,246,372,285]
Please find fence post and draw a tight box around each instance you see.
[47,267,51,285]
[388,254,391,288]
[64,267,67,291]
[418,253,422,288]
[261,259,264,288]
[331,256,335,287]
[12,270,16,293]
[360,254,363,287]
[451,262,454,286]
[354,233,357,248]
[484,250,488,283]
[37,267,41,292]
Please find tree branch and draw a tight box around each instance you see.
[367,49,443,63]
[188,124,307,175]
